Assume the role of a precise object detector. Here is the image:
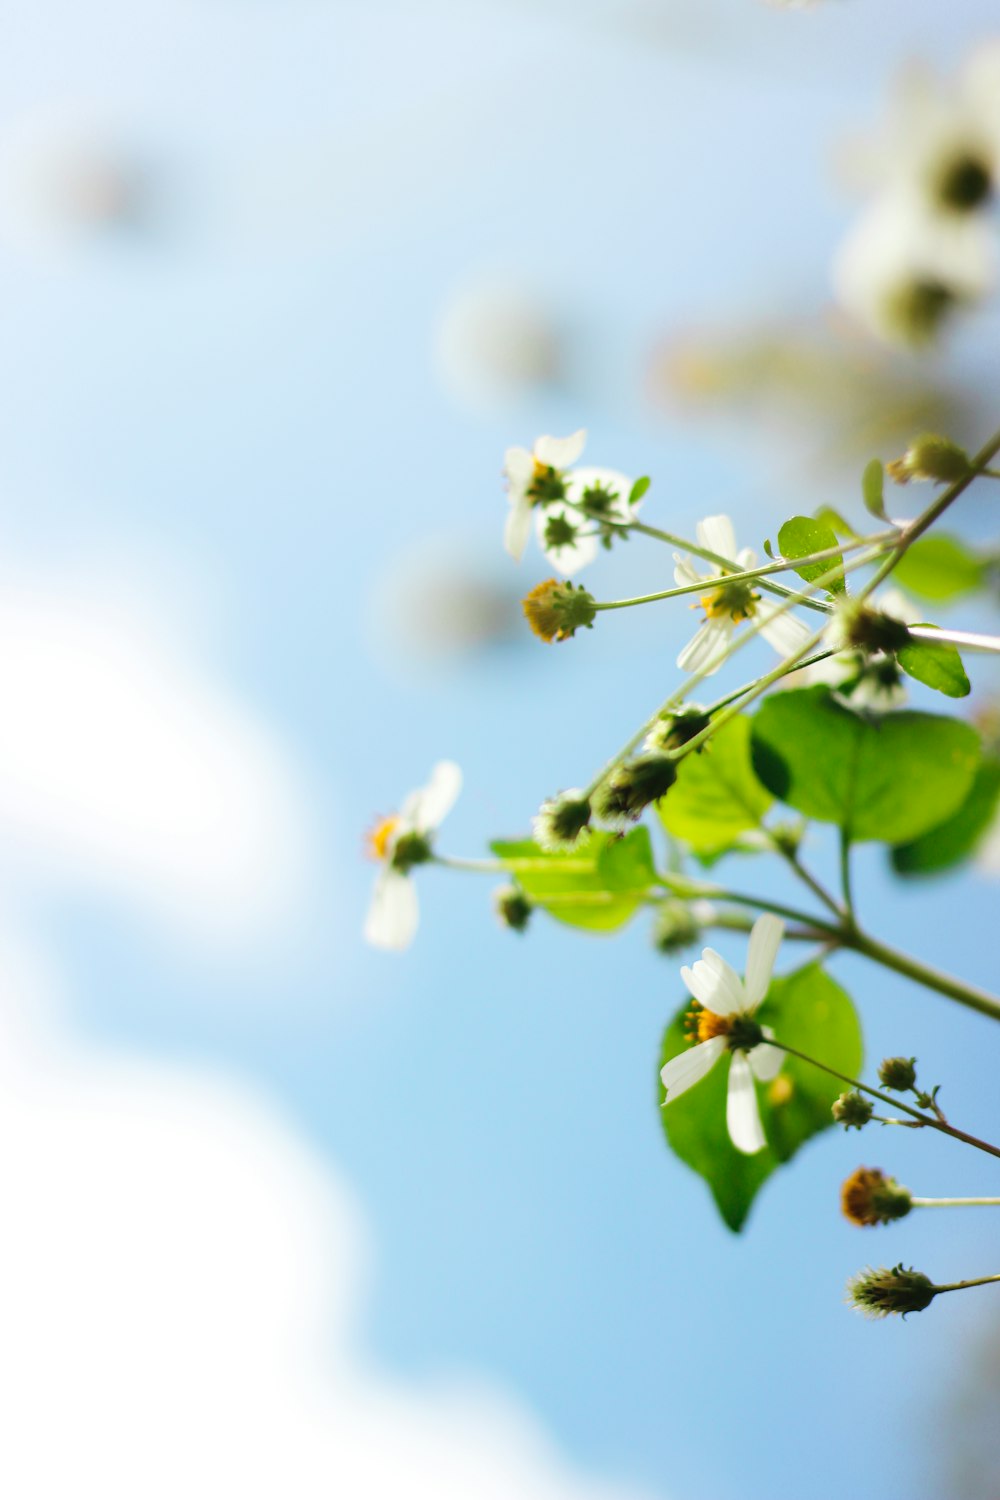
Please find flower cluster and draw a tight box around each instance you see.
[503,429,638,575]
[835,42,1000,344]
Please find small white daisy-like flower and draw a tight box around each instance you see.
[534,466,636,577]
[797,587,918,709]
[364,761,462,951]
[833,193,994,346]
[673,514,812,676]
[503,430,586,563]
[660,914,785,1155]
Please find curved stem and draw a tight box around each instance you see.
[842,926,1000,1023]
[766,1038,1000,1160]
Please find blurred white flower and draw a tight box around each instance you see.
[434,276,563,413]
[794,587,918,709]
[364,761,461,952]
[673,515,811,676]
[833,194,994,346]
[503,430,586,563]
[660,914,785,1155]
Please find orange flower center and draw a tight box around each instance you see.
[685,1002,733,1044]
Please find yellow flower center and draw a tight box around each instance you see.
[366,814,399,862]
[685,1002,733,1044]
[699,579,759,625]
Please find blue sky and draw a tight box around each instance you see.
[1,2,999,1498]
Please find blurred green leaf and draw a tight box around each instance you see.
[892,757,1000,875]
[897,633,970,698]
[814,506,861,541]
[659,716,772,856]
[658,962,862,1232]
[861,458,887,519]
[893,535,985,602]
[629,476,651,506]
[777,516,846,595]
[490,827,655,932]
[751,686,980,843]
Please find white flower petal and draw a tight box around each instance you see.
[878,587,919,625]
[363,868,419,951]
[748,1037,784,1083]
[677,618,731,676]
[673,554,701,588]
[536,501,600,577]
[696,515,737,564]
[404,760,462,832]
[504,497,533,561]
[736,547,756,571]
[726,1052,767,1154]
[535,429,586,469]
[503,446,534,495]
[743,914,784,1009]
[757,602,813,660]
[660,1035,726,1102]
[700,948,748,1012]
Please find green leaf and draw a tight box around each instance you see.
[814,506,861,542]
[892,757,1000,875]
[750,686,980,844]
[658,716,772,856]
[628,476,651,506]
[896,632,970,698]
[861,458,887,519]
[892,535,985,602]
[658,962,862,1231]
[490,828,655,932]
[777,516,846,595]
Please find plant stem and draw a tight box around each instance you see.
[590,534,894,614]
[766,1038,1000,1160]
[907,625,1000,656]
[911,1197,1000,1208]
[842,926,1000,1023]
[839,829,856,928]
[934,1274,1000,1295]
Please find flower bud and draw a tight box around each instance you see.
[592,753,677,824]
[878,1056,917,1092]
[652,900,703,955]
[645,707,711,753]
[533,790,592,850]
[841,1166,913,1227]
[832,1091,873,1130]
[522,579,597,642]
[828,599,911,657]
[886,434,972,485]
[846,1264,937,1318]
[494,884,532,933]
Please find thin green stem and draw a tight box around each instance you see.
[765,1038,1000,1160]
[907,625,1000,656]
[589,533,894,615]
[934,1274,1000,1295]
[911,1197,1000,1208]
[839,829,856,928]
[843,926,1000,1023]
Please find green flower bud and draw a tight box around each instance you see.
[533,790,592,851]
[592,753,677,824]
[645,707,711,753]
[522,579,597,642]
[841,1167,913,1227]
[493,884,532,933]
[832,1091,874,1130]
[833,599,912,656]
[878,1056,918,1092]
[846,1264,937,1318]
[652,900,703,955]
[886,434,972,486]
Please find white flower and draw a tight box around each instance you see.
[673,515,812,677]
[364,761,462,952]
[805,587,918,709]
[660,914,785,1155]
[535,466,636,577]
[503,430,586,563]
[833,194,994,346]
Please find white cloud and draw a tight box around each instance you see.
[0,926,655,1500]
[0,560,314,950]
